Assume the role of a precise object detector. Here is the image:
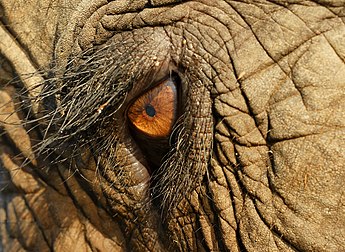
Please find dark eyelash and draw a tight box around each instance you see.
[29,40,175,167]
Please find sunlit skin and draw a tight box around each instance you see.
[127,78,177,138]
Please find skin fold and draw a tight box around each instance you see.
[0,0,344,251]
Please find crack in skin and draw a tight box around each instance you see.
[1,0,345,251]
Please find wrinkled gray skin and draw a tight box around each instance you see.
[0,0,345,251]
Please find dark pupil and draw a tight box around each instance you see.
[145,104,156,117]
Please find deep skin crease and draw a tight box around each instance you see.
[0,0,345,251]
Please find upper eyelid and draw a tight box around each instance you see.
[119,59,176,105]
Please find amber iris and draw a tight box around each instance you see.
[127,78,177,138]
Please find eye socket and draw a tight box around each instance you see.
[127,77,178,138]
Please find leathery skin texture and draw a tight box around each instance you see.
[0,0,344,251]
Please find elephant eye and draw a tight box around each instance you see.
[127,77,178,138]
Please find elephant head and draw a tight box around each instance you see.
[0,0,344,251]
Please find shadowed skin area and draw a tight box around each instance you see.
[0,0,345,251]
